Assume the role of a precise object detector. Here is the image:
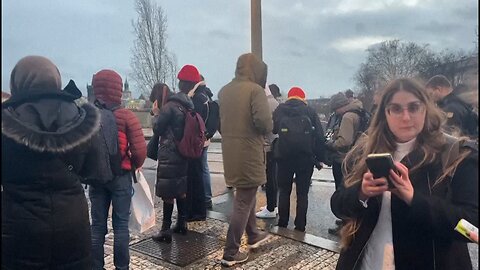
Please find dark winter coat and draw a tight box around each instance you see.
[272,98,326,164]
[218,53,272,188]
[152,92,193,198]
[191,83,213,121]
[92,69,147,171]
[331,138,478,270]
[2,99,100,270]
[438,92,476,137]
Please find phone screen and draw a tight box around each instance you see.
[366,153,397,189]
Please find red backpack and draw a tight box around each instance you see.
[172,101,206,159]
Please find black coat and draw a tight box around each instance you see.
[331,140,478,270]
[2,99,100,269]
[438,92,475,137]
[272,99,327,163]
[191,84,213,122]
[152,92,193,198]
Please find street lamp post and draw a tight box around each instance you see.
[251,0,262,60]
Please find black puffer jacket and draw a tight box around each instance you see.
[2,99,100,270]
[152,92,193,198]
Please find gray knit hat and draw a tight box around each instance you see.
[329,92,349,111]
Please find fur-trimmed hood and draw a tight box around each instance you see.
[2,98,100,154]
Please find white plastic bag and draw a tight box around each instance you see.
[129,170,156,234]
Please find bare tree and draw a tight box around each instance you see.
[130,0,177,96]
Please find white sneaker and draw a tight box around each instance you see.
[259,206,278,214]
[256,207,277,219]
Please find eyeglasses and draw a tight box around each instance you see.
[385,101,425,117]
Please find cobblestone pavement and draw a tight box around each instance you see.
[94,198,339,269]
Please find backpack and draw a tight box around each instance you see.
[346,108,371,144]
[204,99,220,139]
[171,101,206,159]
[276,114,315,158]
[82,101,122,185]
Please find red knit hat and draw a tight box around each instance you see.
[177,64,201,83]
[287,87,306,101]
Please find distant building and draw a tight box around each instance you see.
[121,79,132,107]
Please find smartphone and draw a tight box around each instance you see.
[365,153,398,189]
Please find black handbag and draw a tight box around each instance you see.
[147,134,160,160]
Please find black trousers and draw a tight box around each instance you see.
[277,158,314,231]
[265,151,278,212]
[332,161,344,191]
[186,158,206,220]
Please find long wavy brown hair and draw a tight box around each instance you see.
[338,78,470,249]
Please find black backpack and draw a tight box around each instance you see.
[276,114,315,158]
[346,108,371,144]
[82,101,123,185]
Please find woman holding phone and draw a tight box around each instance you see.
[330,78,478,270]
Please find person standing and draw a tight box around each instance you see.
[326,92,363,235]
[219,53,273,267]
[189,74,215,211]
[425,75,478,138]
[2,56,100,269]
[273,87,326,231]
[331,78,478,270]
[151,65,203,242]
[179,68,208,222]
[256,84,280,219]
[89,69,147,270]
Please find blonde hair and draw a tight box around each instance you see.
[338,78,471,249]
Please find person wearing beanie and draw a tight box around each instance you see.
[150,64,201,244]
[287,86,306,101]
[272,86,327,233]
[183,71,212,222]
[325,91,364,235]
[2,56,100,269]
[218,53,273,267]
[89,69,147,270]
[188,74,217,211]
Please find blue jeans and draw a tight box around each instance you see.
[89,172,133,270]
[202,146,212,202]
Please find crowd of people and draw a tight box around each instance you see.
[1,53,478,269]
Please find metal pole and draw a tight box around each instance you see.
[251,0,262,60]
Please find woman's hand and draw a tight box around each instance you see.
[389,162,414,205]
[359,171,389,200]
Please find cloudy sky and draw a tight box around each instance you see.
[2,0,478,99]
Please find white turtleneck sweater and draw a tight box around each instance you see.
[359,138,416,270]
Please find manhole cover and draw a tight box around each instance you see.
[130,231,224,267]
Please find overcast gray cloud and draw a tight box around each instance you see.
[2,0,477,99]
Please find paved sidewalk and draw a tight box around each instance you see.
[99,202,339,269]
